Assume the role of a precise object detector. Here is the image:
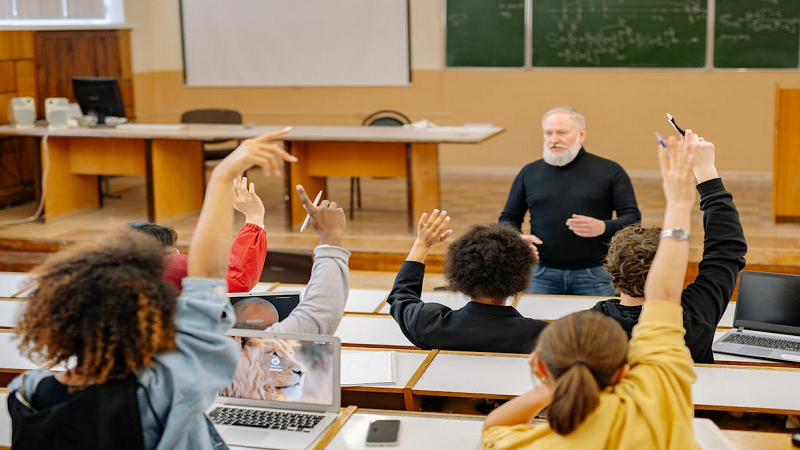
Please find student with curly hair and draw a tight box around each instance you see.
[129,175,269,293]
[592,131,746,364]
[387,211,548,354]
[482,131,701,449]
[7,128,297,449]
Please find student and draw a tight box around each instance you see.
[387,211,548,354]
[481,132,701,449]
[7,129,297,449]
[129,175,268,293]
[592,132,746,363]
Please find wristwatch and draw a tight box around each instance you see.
[660,228,690,241]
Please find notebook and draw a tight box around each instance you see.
[228,291,301,330]
[208,330,341,449]
[713,271,800,362]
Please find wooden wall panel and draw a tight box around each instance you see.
[0,62,15,92]
[773,88,800,221]
[0,31,35,60]
[14,61,37,98]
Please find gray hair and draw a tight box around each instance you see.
[542,107,586,129]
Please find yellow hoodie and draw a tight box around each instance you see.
[482,301,699,450]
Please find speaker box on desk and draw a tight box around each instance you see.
[45,97,70,129]
[8,97,36,128]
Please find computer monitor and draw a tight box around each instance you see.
[71,77,126,127]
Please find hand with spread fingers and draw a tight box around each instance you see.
[214,127,297,178]
[407,209,453,263]
[295,184,346,247]
[233,176,265,227]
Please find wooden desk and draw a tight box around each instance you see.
[0,124,503,226]
[0,300,23,329]
[0,272,30,298]
[335,315,414,349]
[341,348,434,411]
[0,388,8,449]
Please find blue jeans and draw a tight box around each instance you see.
[527,265,617,296]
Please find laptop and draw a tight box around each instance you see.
[260,251,313,284]
[208,330,341,449]
[713,271,800,362]
[228,291,301,330]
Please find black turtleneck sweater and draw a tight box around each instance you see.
[499,148,641,269]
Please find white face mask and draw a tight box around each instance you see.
[542,140,581,167]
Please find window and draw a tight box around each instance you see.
[0,0,124,25]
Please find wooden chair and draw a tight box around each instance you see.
[350,110,411,218]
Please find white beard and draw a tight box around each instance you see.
[542,141,581,167]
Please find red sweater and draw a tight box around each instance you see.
[163,223,267,293]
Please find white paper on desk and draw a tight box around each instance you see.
[340,350,396,387]
[691,418,737,450]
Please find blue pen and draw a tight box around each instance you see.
[655,132,670,156]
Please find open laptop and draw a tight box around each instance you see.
[208,330,341,449]
[228,291,301,330]
[713,271,800,362]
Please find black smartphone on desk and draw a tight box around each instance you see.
[366,419,400,446]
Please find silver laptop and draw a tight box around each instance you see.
[713,271,800,362]
[208,330,341,449]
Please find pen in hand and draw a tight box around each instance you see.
[300,190,323,232]
[655,131,670,156]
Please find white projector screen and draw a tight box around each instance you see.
[180,0,410,86]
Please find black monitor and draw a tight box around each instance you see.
[71,77,126,127]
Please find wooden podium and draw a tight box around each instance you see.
[773,87,800,222]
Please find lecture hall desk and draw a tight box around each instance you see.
[0,124,503,227]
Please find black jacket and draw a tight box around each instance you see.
[593,178,747,363]
[388,261,548,354]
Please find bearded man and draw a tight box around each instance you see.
[499,107,641,296]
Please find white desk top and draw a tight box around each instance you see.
[0,272,31,298]
[326,411,483,450]
[335,316,413,348]
[694,365,800,413]
[0,299,24,328]
[413,353,533,397]
[0,331,46,371]
[344,290,389,314]
[0,391,9,447]
[342,349,429,390]
[514,294,607,321]
[0,124,504,144]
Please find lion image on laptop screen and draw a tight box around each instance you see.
[220,338,306,401]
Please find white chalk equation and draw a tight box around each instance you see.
[718,8,799,35]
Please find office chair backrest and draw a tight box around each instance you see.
[181,109,242,125]
[361,109,410,127]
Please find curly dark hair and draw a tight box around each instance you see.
[443,223,536,301]
[604,224,661,298]
[128,222,177,248]
[16,228,178,384]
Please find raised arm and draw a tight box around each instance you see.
[407,210,452,263]
[227,176,268,292]
[189,128,295,278]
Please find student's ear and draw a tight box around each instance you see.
[529,353,552,384]
[613,363,631,384]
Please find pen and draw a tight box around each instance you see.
[300,190,323,232]
[655,131,670,156]
[666,113,686,136]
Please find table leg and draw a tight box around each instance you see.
[148,139,204,222]
[42,137,98,221]
[407,143,440,231]
[286,141,326,230]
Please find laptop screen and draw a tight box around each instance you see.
[228,291,301,330]
[734,271,800,335]
[219,331,339,411]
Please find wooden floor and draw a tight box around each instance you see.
[0,169,798,273]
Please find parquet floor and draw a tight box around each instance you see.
[0,169,798,269]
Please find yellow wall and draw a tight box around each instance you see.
[126,0,800,173]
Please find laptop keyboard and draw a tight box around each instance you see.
[208,407,324,432]
[722,333,800,352]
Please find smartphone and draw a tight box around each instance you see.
[365,419,400,446]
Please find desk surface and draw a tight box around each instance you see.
[0,272,30,298]
[0,331,45,371]
[0,300,23,329]
[0,124,504,144]
[335,316,414,348]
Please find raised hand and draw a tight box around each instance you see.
[296,184,346,247]
[215,127,297,178]
[233,176,265,227]
[415,210,453,248]
[661,131,697,209]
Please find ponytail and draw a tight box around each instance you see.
[548,363,601,435]
[534,310,629,436]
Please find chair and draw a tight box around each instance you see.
[180,108,243,160]
[350,110,411,218]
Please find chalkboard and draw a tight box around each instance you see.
[531,0,708,67]
[446,0,525,67]
[714,0,800,68]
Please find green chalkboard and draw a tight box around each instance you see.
[531,0,708,67]
[446,0,525,67]
[714,0,800,68]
